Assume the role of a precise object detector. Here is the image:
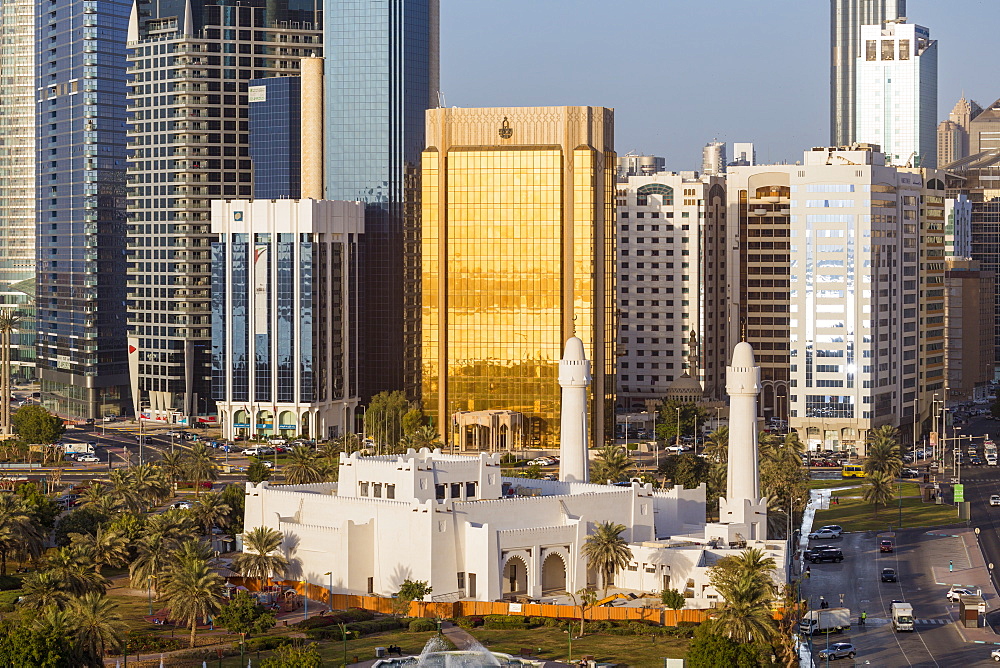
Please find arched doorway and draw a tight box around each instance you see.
[233,410,250,440]
[540,553,566,594]
[257,410,274,437]
[278,410,296,438]
[502,555,528,597]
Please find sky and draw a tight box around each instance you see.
[440,0,1000,171]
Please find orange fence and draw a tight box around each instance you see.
[233,578,711,626]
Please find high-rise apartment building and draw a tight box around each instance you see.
[421,106,615,451]
[937,95,983,167]
[944,195,972,258]
[615,172,727,410]
[324,0,439,403]
[729,146,946,452]
[702,141,726,176]
[945,258,994,402]
[125,0,321,422]
[0,0,35,381]
[830,0,906,146]
[35,0,131,419]
[969,97,1000,155]
[617,154,665,180]
[855,20,937,167]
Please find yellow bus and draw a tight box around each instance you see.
[841,464,866,478]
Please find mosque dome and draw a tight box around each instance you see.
[666,373,703,403]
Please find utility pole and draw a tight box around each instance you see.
[0,310,20,440]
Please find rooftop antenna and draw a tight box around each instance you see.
[436,90,446,109]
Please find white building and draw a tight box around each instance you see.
[945,195,972,258]
[243,341,783,605]
[855,20,937,168]
[615,172,727,409]
[210,199,363,441]
[730,143,756,167]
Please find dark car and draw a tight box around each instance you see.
[970,456,984,466]
[881,567,898,582]
[805,548,844,563]
[880,539,894,553]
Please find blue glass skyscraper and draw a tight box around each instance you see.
[249,76,302,200]
[324,0,438,402]
[35,0,131,419]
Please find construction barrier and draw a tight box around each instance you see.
[231,578,711,626]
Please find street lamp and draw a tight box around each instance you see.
[676,407,681,448]
[324,571,333,613]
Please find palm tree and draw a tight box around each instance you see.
[702,426,729,465]
[157,450,187,489]
[233,526,288,584]
[106,468,144,513]
[129,463,171,507]
[130,532,171,597]
[863,471,895,518]
[44,546,107,596]
[711,571,778,645]
[865,426,902,478]
[78,482,109,508]
[162,556,225,648]
[68,593,127,666]
[582,521,633,595]
[185,443,218,496]
[589,445,635,483]
[0,493,42,575]
[0,310,21,440]
[69,525,129,573]
[283,445,323,484]
[192,492,231,536]
[19,570,70,610]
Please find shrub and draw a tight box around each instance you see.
[482,614,529,630]
[124,633,185,653]
[294,608,374,629]
[346,618,403,635]
[453,616,483,630]
[408,618,437,632]
[0,575,21,592]
[245,636,293,652]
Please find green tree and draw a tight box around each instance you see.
[392,578,432,617]
[191,492,231,536]
[573,588,599,636]
[247,459,271,484]
[215,590,276,649]
[0,616,74,668]
[162,555,225,648]
[233,527,288,584]
[68,593,127,667]
[157,450,187,489]
[661,588,685,610]
[863,470,895,518]
[707,548,778,647]
[16,481,61,531]
[54,505,108,547]
[760,431,809,538]
[44,546,107,596]
[701,427,729,465]
[283,446,323,485]
[685,619,767,668]
[18,570,70,610]
[129,463,171,507]
[219,483,246,534]
[401,407,426,436]
[260,642,322,668]
[655,400,708,445]
[363,391,411,452]
[658,453,711,490]
[582,521,633,595]
[105,468,144,513]
[10,404,64,444]
[184,442,218,497]
[590,445,635,483]
[864,425,902,478]
[69,525,129,573]
[0,492,42,574]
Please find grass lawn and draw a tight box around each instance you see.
[813,486,959,533]
[807,479,862,490]
[208,627,690,667]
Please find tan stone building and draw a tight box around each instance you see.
[421,106,615,450]
[945,258,995,402]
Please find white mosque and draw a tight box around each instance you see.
[243,341,782,606]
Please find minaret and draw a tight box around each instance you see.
[724,342,761,510]
[558,336,590,483]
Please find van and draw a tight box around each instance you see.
[268,438,287,445]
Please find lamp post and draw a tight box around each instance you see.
[302,580,308,621]
[324,571,333,613]
[675,407,681,448]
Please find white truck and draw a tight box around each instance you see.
[891,601,914,632]
[799,607,851,635]
[62,442,95,456]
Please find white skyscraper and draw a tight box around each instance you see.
[855,20,938,167]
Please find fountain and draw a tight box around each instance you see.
[372,634,543,667]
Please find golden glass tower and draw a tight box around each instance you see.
[421,106,615,450]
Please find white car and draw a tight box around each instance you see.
[808,528,841,540]
[241,447,261,456]
[991,648,1000,662]
[991,495,1000,507]
[947,587,975,602]
[77,454,100,463]
[172,501,192,510]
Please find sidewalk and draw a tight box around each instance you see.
[926,528,1000,644]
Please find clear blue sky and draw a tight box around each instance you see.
[440,0,1000,170]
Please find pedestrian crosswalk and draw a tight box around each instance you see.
[915,618,949,626]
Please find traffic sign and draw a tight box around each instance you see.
[954,484,964,503]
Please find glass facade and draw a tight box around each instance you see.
[421,107,616,450]
[324,0,438,401]
[249,77,301,200]
[0,0,36,380]
[126,0,321,419]
[35,0,131,419]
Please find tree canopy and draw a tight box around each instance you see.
[10,405,64,444]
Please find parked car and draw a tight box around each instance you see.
[991,648,1000,662]
[817,643,856,661]
[881,567,898,582]
[241,448,261,456]
[947,587,976,602]
[880,539,894,553]
[172,501,192,510]
[809,528,840,540]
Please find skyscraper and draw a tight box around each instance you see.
[323,0,439,403]
[0,0,35,381]
[938,95,983,167]
[855,20,937,167]
[701,141,726,176]
[35,0,131,419]
[969,97,1000,155]
[830,0,906,146]
[125,0,321,422]
[421,106,615,450]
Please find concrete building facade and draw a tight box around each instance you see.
[209,199,362,441]
[615,172,727,410]
[945,258,995,402]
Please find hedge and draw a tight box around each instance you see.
[482,614,534,630]
[294,608,375,629]
[347,618,403,635]
[408,619,436,632]
[244,636,294,652]
[453,616,483,630]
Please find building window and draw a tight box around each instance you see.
[373,483,382,498]
[435,484,445,500]
[451,482,461,499]
[386,484,395,499]
[360,482,369,497]
[457,572,466,589]
[466,482,477,499]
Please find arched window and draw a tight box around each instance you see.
[636,183,674,206]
